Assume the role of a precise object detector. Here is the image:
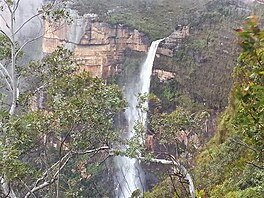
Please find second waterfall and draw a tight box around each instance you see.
[114,39,164,198]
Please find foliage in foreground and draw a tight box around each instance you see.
[143,16,264,198]
[0,48,126,197]
[195,16,264,197]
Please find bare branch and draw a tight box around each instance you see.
[13,0,22,13]
[230,138,258,153]
[22,0,65,38]
[0,62,12,86]
[137,155,195,198]
[2,0,12,14]
[24,146,110,197]
[15,33,44,58]
[14,11,52,58]
[25,152,72,198]
[72,146,110,155]
[0,176,17,198]
[0,14,9,29]
[14,12,43,36]
[25,180,56,198]
[246,161,264,170]
[19,179,37,198]
[0,70,12,91]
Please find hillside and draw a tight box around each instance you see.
[1,1,263,197]
[71,1,264,197]
[72,0,263,112]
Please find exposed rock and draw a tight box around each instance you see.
[43,13,189,78]
[158,25,189,57]
[153,69,175,81]
[43,17,148,78]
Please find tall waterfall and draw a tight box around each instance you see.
[115,39,164,198]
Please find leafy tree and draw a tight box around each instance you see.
[233,16,264,159]
[142,15,264,198]
[0,1,126,197]
[194,16,264,198]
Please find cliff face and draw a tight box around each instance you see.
[43,14,188,78]
[43,17,148,78]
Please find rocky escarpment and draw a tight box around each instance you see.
[43,13,149,78]
[43,14,189,78]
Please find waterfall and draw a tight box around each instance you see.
[114,39,164,198]
[64,9,87,51]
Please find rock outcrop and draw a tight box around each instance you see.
[153,69,175,81]
[43,14,189,78]
[43,15,148,78]
[157,25,190,57]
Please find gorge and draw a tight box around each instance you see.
[0,1,263,198]
[43,9,184,197]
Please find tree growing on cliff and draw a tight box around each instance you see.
[193,16,264,198]
[0,1,126,197]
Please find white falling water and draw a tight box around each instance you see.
[64,9,87,51]
[115,39,164,198]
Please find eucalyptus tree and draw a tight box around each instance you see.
[0,1,126,197]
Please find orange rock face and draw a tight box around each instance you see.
[43,19,148,78]
[43,15,189,78]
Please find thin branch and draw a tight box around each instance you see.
[168,172,180,198]
[0,70,12,91]
[2,0,12,14]
[168,154,195,198]
[230,138,258,153]
[21,0,63,39]
[137,155,195,198]
[14,12,43,36]
[15,32,44,58]
[25,153,72,198]
[19,179,37,198]
[0,13,9,29]
[13,0,22,13]
[135,164,145,194]
[26,146,110,197]
[0,176,17,198]
[72,146,110,155]
[56,128,73,198]
[0,62,12,87]
[25,180,56,198]
[246,161,264,170]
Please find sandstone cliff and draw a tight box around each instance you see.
[43,14,189,78]
[44,15,148,78]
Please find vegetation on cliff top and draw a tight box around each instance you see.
[73,0,207,40]
[73,0,263,111]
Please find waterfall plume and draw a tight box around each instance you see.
[114,38,164,198]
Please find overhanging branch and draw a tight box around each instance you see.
[137,155,195,198]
